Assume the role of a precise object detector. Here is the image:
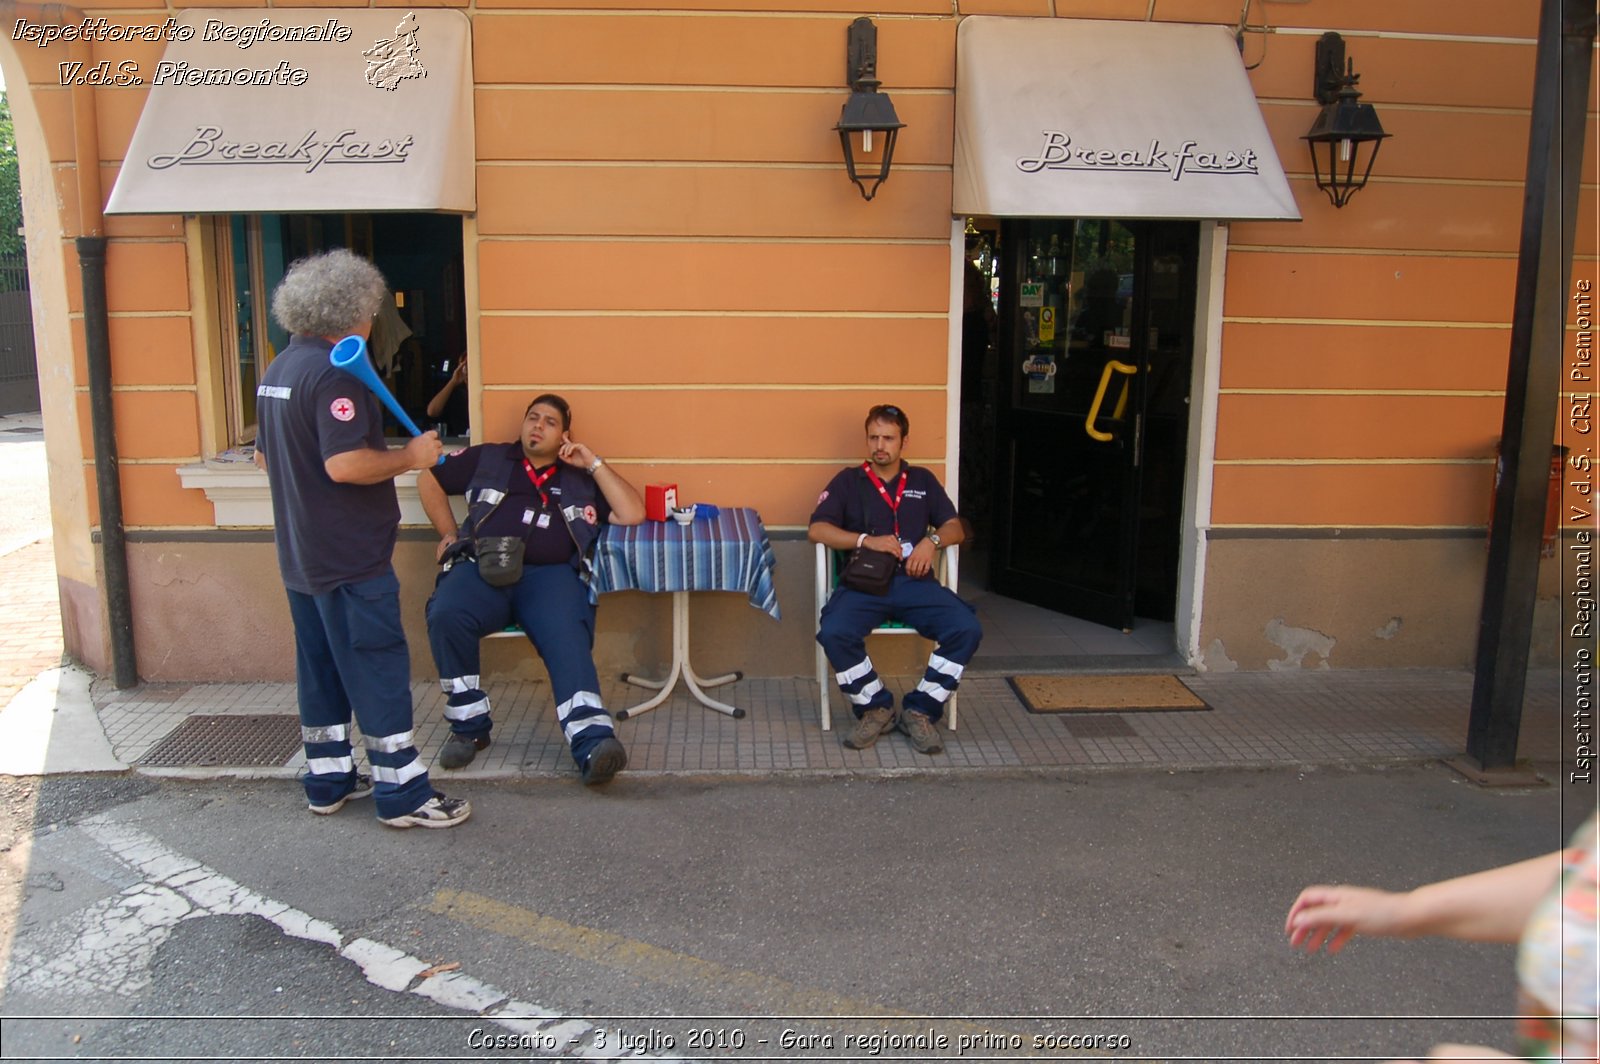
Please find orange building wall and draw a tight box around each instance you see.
[5,1,1591,678]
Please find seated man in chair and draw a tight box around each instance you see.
[809,404,981,755]
[418,394,645,782]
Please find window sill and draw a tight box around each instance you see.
[177,447,460,529]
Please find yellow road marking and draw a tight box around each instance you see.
[428,889,1141,1060]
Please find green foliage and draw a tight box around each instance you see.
[0,93,24,261]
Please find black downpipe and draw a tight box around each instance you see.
[77,235,137,688]
[1466,0,1595,768]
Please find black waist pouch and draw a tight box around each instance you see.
[474,536,525,587]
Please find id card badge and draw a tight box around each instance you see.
[536,512,553,529]
[521,508,536,525]
[900,540,914,559]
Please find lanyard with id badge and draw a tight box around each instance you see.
[862,463,914,560]
[523,459,558,532]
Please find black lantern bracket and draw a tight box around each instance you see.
[835,17,905,202]
[1302,31,1391,208]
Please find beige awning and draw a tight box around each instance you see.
[106,9,474,214]
[953,17,1300,221]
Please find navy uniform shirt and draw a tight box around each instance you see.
[810,463,958,549]
[429,442,610,566]
[256,335,400,596]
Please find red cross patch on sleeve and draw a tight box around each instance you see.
[329,397,356,422]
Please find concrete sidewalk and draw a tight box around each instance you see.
[71,665,1564,782]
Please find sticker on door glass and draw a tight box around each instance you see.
[1038,306,1056,343]
[1023,354,1056,394]
[1019,282,1044,308]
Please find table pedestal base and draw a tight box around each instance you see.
[616,592,746,720]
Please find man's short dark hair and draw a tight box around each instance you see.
[525,393,572,431]
[865,404,909,437]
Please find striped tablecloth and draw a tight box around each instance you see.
[592,507,781,620]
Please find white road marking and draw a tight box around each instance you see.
[7,817,700,1061]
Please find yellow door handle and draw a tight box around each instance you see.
[1085,360,1137,442]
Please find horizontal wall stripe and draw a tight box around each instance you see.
[482,310,945,317]
[1212,458,1492,466]
[477,166,953,240]
[1215,394,1505,460]
[1211,464,1493,526]
[1223,317,1511,329]
[1229,245,1517,260]
[474,235,951,246]
[474,160,952,172]
[1269,26,1534,46]
[477,242,951,313]
[1207,526,1488,538]
[1220,389,1506,397]
[475,85,954,95]
[482,384,947,392]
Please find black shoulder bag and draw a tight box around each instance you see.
[839,474,896,595]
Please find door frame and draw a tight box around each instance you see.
[946,217,1227,667]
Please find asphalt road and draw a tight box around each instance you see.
[0,762,1580,1063]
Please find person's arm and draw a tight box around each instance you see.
[556,438,646,525]
[905,516,965,579]
[426,362,466,419]
[808,521,899,556]
[253,447,267,473]
[1285,850,1568,953]
[324,433,442,485]
[417,468,462,562]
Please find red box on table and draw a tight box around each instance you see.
[645,484,679,522]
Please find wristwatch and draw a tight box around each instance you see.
[587,457,604,474]
[928,532,943,549]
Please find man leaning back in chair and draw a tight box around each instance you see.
[418,394,646,783]
[809,404,981,755]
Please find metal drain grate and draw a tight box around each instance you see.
[1063,716,1139,740]
[137,714,301,767]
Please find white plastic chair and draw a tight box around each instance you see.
[814,542,959,732]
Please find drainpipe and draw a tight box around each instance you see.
[66,23,137,688]
[1466,0,1595,768]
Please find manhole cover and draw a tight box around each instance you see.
[137,714,301,767]
[1063,716,1139,739]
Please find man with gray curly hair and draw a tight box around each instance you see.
[254,248,471,829]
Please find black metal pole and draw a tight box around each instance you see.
[1466,0,1595,768]
[77,235,137,688]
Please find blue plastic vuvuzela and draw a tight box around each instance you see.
[328,335,443,464]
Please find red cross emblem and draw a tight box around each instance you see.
[329,397,356,422]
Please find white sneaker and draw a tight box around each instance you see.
[307,774,373,816]
[380,793,472,829]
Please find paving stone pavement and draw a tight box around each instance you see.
[87,664,1564,781]
[0,538,65,713]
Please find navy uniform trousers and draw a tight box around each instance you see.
[425,560,617,768]
[286,571,434,820]
[817,570,982,723]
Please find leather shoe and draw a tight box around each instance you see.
[438,734,490,770]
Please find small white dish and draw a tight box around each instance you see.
[670,507,695,526]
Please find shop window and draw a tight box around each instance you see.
[204,212,466,449]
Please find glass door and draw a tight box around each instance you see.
[988,218,1197,630]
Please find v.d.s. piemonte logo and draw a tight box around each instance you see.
[363,12,426,92]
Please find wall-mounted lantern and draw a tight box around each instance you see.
[1302,31,1390,208]
[835,17,904,201]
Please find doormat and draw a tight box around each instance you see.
[1007,674,1210,714]
[136,714,302,767]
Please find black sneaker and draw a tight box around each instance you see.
[380,793,472,829]
[308,774,373,816]
[581,737,627,786]
[438,734,491,770]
